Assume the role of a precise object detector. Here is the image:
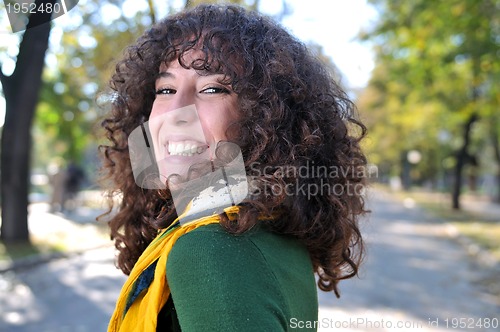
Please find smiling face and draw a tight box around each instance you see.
[148,52,239,184]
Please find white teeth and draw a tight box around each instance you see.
[167,141,206,156]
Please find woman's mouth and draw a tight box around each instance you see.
[167,140,209,157]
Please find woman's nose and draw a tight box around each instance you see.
[165,104,199,127]
[164,90,198,125]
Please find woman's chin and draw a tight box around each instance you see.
[159,153,208,176]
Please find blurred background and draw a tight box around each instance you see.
[0,0,499,331]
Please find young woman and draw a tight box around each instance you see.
[100,4,368,331]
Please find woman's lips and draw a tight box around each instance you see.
[167,140,209,157]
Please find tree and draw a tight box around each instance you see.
[0,0,57,242]
[0,0,140,242]
[359,0,500,208]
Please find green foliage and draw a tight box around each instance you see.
[359,0,500,191]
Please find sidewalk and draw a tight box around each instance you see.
[0,191,113,272]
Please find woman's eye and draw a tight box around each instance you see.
[200,87,230,94]
[156,88,176,95]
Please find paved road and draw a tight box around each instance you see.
[1,191,499,331]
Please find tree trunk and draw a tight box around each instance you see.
[147,0,157,24]
[496,170,500,204]
[451,113,478,210]
[400,150,411,190]
[491,119,500,203]
[0,1,54,242]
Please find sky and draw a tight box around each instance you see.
[261,0,378,89]
[0,0,378,126]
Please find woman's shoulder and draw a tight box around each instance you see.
[168,223,311,271]
[166,222,316,303]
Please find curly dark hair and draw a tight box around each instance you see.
[99,4,368,297]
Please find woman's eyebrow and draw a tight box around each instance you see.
[156,71,174,80]
[195,68,226,77]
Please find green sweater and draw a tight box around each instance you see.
[158,223,318,331]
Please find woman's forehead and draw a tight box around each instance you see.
[160,49,204,68]
[159,49,230,77]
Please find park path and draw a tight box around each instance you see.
[318,190,499,331]
[0,190,499,331]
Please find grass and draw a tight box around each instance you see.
[0,241,40,261]
[451,222,500,258]
[0,238,63,263]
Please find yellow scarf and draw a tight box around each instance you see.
[108,205,240,332]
